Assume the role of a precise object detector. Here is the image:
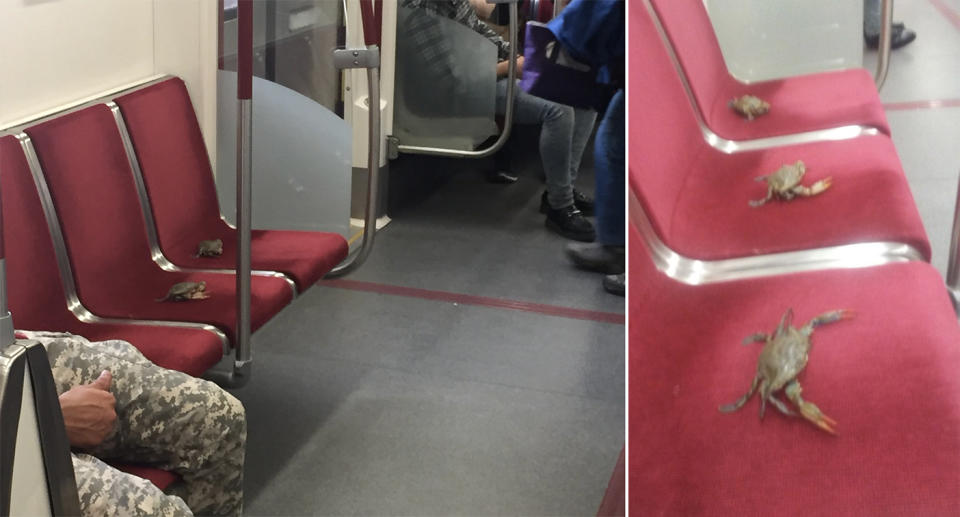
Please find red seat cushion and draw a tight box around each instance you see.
[596,449,624,517]
[629,7,929,261]
[647,0,891,139]
[629,225,960,514]
[0,136,222,376]
[111,463,179,491]
[23,107,293,344]
[114,78,348,290]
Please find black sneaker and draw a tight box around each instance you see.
[603,273,625,296]
[539,190,595,216]
[565,242,625,274]
[545,205,596,242]
[572,189,595,216]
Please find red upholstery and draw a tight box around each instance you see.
[629,226,960,515]
[112,463,179,491]
[23,106,293,345]
[630,6,929,261]
[113,78,348,291]
[0,136,222,377]
[647,0,891,139]
[596,448,624,517]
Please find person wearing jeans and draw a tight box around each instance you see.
[401,0,597,241]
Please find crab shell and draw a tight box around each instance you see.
[766,161,806,193]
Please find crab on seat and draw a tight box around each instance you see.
[112,77,348,292]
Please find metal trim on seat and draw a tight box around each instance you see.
[642,0,883,154]
[106,103,298,297]
[629,190,925,285]
[14,133,231,352]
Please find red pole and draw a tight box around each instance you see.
[237,0,253,99]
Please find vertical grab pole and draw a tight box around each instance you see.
[0,177,14,349]
[327,0,382,277]
[874,0,893,90]
[210,0,254,387]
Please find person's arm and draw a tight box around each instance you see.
[58,370,117,449]
[496,55,524,78]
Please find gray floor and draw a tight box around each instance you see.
[235,166,625,515]
[863,0,960,276]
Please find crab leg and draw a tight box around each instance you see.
[765,394,796,417]
[784,380,836,434]
[741,332,768,345]
[719,375,760,413]
[791,177,833,198]
[749,179,773,207]
[802,309,854,336]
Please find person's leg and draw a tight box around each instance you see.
[32,332,246,516]
[569,107,598,184]
[864,0,881,38]
[595,90,625,247]
[496,79,575,209]
[72,453,193,516]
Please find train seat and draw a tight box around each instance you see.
[22,106,294,345]
[630,4,929,261]
[628,226,960,514]
[113,77,348,291]
[0,135,223,377]
[112,463,179,491]
[646,0,891,140]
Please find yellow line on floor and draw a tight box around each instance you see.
[348,230,364,245]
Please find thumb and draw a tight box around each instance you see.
[90,370,112,391]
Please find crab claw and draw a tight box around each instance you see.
[797,402,837,435]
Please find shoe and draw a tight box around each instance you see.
[486,170,518,184]
[539,190,595,216]
[603,273,625,296]
[865,24,916,50]
[545,205,596,242]
[565,242,625,274]
[572,189,595,216]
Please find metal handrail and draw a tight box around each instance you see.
[874,0,893,90]
[328,61,382,277]
[395,0,519,159]
[946,173,960,314]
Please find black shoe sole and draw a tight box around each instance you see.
[546,219,596,242]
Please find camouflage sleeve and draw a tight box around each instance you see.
[31,332,247,516]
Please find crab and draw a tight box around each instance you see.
[750,161,832,207]
[155,281,210,302]
[729,94,770,120]
[195,239,224,258]
[719,308,854,434]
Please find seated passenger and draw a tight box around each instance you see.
[401,0,598,242]
[23,330,246,516]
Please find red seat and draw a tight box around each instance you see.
[23,106,294,345]
[113,78,348,292]
[112,463,179,491]
[647,0,891,140]
[0,135,222,377]
[629,225,960,514]
[630,5,929,261]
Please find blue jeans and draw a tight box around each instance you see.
[496,79,597,209]
[594,89,624,246]
[864,0,890,37]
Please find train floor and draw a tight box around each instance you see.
[864,0,960,276]
[233,163,625,515]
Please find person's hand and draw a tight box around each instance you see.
[515,55,525,76]
[496,56,525,78]
[58,370,117,449]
